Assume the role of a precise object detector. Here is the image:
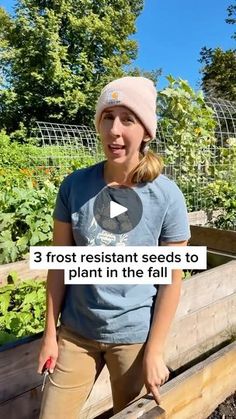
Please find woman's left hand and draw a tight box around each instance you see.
[142,348,170,405]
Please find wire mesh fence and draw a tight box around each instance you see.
[33,97,236,149]
[154,96,236,212]
[17,96,233,219]
[205,96,236,145]
[29,97,235,211]
[32,121,102,168]
[35,121,98,150]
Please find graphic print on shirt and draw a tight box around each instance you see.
[67,168,191,247]
[88,216,129,245]
[72,211,129,246]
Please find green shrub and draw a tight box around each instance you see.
[0,130,42,168]
[158,77,217,211]
[0,275,46,345]
[203,179,236,230]
[0,130,98,173]
[0,180,57,263]
[202,138,236,230]
[0,131,100,262]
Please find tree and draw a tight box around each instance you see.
[199,47,236,101]
[127,67,162,86]
[0,0,145,133]
[226,3,236,41]
[199,2,236,101]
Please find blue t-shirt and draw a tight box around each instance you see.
[53,160,191,343]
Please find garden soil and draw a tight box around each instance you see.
[207,392,236,418]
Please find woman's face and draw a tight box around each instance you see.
[99,106,147,164]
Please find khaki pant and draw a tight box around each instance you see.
[39,325,147,419]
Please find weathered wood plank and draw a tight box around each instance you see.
[141,406,166,419]
[0,386,41,419]
[176,260,236,319]
[207,250,234,269]
[111,341,236,419]
[116,405,166,419]
[0,336,43,403]
[0,369,112,419]
[85,290,236,416]
[0,333,112,418]
[188,210,221,226]
[166,292,236,369]
[0,386,166,419]
[190,225,236,256]
[188,210,207,225]
[160,341,236,419]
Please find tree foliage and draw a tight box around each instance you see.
[226,3,236,41]
[199,47,236,101]
[158,76,216,210]
[0,0,145,132]
[199,2,236,101]
[128,67,162,86]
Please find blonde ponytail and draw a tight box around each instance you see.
[130,142,164,184]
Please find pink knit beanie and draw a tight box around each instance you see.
[95,76,157,140]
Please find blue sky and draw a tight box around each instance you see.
[1,0,235,90]
[131,0,235,89]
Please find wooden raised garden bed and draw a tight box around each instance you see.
[1,259,236,418]
[112,341,236,418]
[190,225,236,257]
[1,224,236,418]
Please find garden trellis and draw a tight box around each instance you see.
[205,96,236,144]
[35,121,98,150]
[155,96,236,151]
[34,121,102,168]
[154,96,236,212]
[33,96,236,214]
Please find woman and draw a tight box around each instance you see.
[38,76,190,418]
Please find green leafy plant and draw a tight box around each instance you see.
[0,180,57,263]
[0,130,43,168]
[0,132,100,262]
[158,76,217,211]
[182,270,192,280]
[0,130,98,175]
[203,179,236,230]
[0,275,46,345]
[202,138,236,230]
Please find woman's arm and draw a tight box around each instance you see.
[38,220,74,373]
[143,240,188,404]
[44,220,74,338]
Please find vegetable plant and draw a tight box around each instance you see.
[0,180,57,263]
[0,274,46,345]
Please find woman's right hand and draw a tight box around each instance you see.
[37,334,59,374]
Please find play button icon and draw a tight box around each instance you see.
[93,185,143,234]
[110,201,128,218]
